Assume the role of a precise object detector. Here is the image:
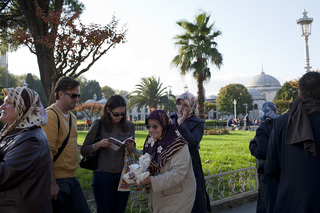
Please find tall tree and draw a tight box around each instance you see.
[216,83,253,116]
[80,80,102,103]
[273,81,299,114]
[172,12,223,120]
[101,85,115,99]
[0,66,17,89]
[274,81,298,101]
[2,0,126,105]
[25,73,47,107]
[128,76,176,112]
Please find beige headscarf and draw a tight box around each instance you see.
[0,87,48,141]
[176,92,197,118]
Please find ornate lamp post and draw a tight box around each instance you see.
[233,99,237,120]
[297,9,313,72]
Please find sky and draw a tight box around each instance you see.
[7,0,320,97]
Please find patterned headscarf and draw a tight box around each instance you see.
[143,110,187,174]
[0,87,48,141]
[259,102,277,123]
[176,92,197,118]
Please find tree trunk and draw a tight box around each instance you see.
[197,74,205,120]
[17,0,63,106]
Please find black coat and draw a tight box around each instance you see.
[170,113,211,213]
[249,121,275,213]
[265,112,320,213]
[249,121,273,173]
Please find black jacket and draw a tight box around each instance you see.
[0,127,52,213]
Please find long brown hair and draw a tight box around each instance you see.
[101,95,129,132]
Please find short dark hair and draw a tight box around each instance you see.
[54,77,80,100]
[101,95,128,132]
[298,72,320,99]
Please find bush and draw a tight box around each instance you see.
[204,128,229,135]
[205,120,227,127]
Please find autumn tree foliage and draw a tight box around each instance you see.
[76,102,103,121]
[9,0,126,105]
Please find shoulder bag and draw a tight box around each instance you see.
[79,119,102,170]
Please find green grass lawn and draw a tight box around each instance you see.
[77,130,257,212]
[77,130,256,198]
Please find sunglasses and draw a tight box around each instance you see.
[146,125,159,130]
[111,110,126,117]
[63,92,81,99]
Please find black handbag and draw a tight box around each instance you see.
[79,119,102,170]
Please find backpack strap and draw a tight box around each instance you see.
[47,108,72,162]
[53,112,72,162]
[46,108,60,132]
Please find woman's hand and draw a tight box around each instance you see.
[134,176,151,186]
[93,139,111,152]
[177,109,189,125]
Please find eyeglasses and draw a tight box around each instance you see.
[110,110,126,117]
[63,92,81,99]
[146,125,159,130]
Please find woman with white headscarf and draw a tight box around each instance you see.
[249,101,278,213]
[0,87,52,213]
[170,92,211,213]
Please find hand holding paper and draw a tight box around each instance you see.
[123,153,151,184]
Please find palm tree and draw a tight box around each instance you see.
[172,12,223,119]
[128,76,176,113]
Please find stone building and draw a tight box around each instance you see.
[205,71,281,120]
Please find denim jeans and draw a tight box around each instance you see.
[52,177,90,213]
[92,171,130,213]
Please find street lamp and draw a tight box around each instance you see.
[297,9,313,72]
[243,103,248,115]
[233,99,237,120]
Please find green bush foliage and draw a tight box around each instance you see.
[204,128,229,135]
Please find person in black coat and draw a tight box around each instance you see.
[249,102,277,213]
[170,92,211,213]
[265,71,320,213]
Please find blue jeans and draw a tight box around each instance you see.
[52,177,90,213]
[92,171,130,213]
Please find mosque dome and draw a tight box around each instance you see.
[247,71,281,89]
[248,88,264,100]
[84,99,95,103]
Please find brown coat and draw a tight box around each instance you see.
[0,127,52,213]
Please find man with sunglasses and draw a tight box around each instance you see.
[42,76,90,213]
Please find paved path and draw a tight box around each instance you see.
[218,201,257,213]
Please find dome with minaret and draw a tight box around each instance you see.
[247,71,281,89]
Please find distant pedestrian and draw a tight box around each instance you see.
[244,113,250,130]
[265,71,320,213]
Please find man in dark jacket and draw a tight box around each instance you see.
[265,71,320,213]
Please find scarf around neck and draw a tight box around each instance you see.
[285,98,320,156]
[143,110,187,174]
